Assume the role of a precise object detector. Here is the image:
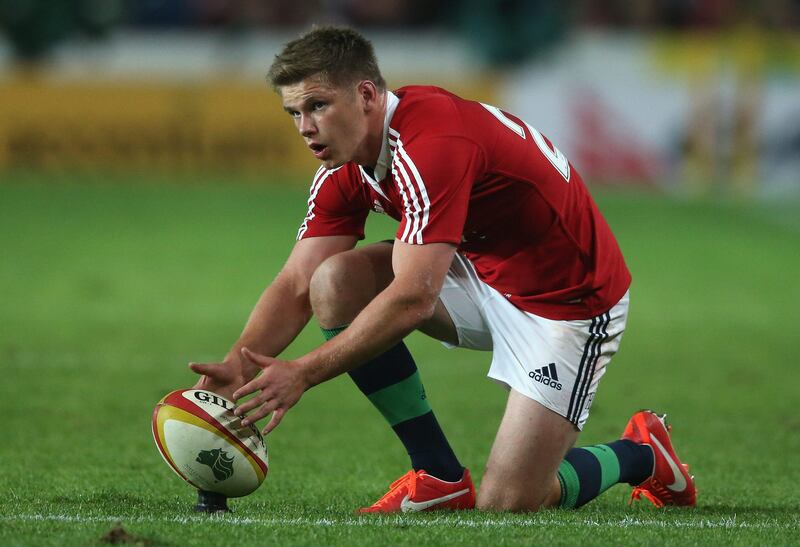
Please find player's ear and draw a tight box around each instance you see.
[357,80,379,111]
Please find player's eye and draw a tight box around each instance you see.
[312,102,326,111]
[288,110,300,119]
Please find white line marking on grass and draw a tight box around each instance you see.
[2,513,796,531]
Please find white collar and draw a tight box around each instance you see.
[365,90,399,182]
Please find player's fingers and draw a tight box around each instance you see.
[262,408,286,436]
[233,387,270,414]
[188,362,221,377]
[241,347,274,369]
[242,400,279,427]
[232,375,266,402]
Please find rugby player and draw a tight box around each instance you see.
[190,26,696,512]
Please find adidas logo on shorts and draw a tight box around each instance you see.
[528,363,562,391]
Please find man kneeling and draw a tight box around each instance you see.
[190,26,696,512]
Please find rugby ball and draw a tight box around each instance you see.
[152,389,268,497]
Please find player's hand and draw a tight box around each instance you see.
[231,347,309,435]
[188,354,258,401]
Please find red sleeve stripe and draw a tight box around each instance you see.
[297,166,333,240]
[392,136,431,244]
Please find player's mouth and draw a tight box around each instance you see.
[309,142,329,159]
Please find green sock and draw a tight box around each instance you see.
[321,324,432,424]
[321,325,347,340]
[557,440,653,508]
[320,324,463,481]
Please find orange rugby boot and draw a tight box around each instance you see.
[621,410,697,507]
[359,468,476,513]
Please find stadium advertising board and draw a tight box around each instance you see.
[0,77,497,177]
[0,81,317,174]
[504,32,800,197]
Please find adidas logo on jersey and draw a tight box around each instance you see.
[529,363,562,391]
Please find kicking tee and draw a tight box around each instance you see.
[296,86,631,320]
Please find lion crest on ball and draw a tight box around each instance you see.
[196,448,235,481]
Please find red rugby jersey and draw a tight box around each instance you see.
[297,86,631,320]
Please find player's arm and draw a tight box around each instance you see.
[233,240,457,432]
[189,235,358,400]
[302,240,457,384]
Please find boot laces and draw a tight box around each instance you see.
[629,479,670,508]
[371,470,422,509]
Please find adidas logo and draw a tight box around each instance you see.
[528,363,562,391]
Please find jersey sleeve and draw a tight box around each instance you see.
[296,166,370,241]
[391,135,485,245]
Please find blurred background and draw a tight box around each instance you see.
[3,5,800,540]
[1,0,799,198]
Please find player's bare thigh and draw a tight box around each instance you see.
[309,240,458,345]
[477,389,579,512]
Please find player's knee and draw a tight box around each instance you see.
[310,254,353,306]
[309,253,372,325]
[476,491,545,513]
[476,478,548,513]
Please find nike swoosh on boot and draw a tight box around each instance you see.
[650,435,687,492]
[399,488,471,512]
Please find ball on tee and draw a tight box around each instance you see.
[152,389,268,498]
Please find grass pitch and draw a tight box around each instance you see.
[1,173,799,546]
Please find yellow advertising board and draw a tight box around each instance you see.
[0,80,316,174]
[0,77,497,176]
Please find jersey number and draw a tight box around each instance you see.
[480,103,570,182]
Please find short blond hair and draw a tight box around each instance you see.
[267,26,386,91]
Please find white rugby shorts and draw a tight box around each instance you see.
[438,253,629,430]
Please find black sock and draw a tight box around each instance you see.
[322,326,463,481]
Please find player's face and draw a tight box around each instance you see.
[280,77,371,169]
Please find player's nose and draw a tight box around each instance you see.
[299,115,316,137]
